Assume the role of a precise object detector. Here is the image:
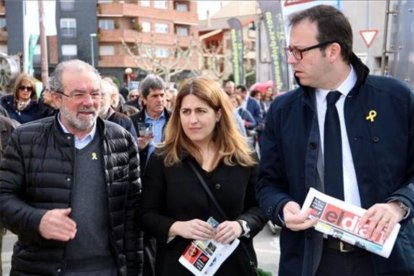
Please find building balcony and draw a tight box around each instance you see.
[98,54,136,68]
[99,28,196,47]
[97,3,198,24]
[98,53,199,71]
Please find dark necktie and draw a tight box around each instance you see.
[324,91,344,200]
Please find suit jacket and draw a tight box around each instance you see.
[138,152,267,276]
[130,107,171,173]
[257,53,414,276]
[246,97,263,126]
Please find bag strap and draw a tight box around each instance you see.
[187,160,228,220]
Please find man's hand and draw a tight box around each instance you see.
[39,208,77,241]
[169,219,214,241]
[359,202,405,241]
[214,221,242,244]
[137,136,152,150]
[283,201,317,231]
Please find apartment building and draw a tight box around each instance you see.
[0,0,199,83]
[199,1,258,83]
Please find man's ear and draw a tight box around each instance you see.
[51,92,62,109]
[328,42,342,62]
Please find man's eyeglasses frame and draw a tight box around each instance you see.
[285,41,337,60]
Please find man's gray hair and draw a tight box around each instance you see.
[139,74,166,98]
[49,59,100,93]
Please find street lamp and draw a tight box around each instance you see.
[90,33,97,67]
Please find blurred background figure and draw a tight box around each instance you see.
[99,78,137,138]
[126,88,142,111]
[0,73,45,124]
[224,80,235,95]
[262,87,275,116]
[38,86,58,117]
[165,89,177,111]
[229,94,256,147]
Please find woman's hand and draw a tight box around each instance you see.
[169,219,214,240]
[214,221,242,244]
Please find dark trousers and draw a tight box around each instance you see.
[316,247,375,276]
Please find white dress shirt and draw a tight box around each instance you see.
[315,66,361,207]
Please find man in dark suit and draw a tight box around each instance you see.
[256,5,414,276]
[236,85,263,128]
[130,74,171,173]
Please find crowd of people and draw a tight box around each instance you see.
[0,4,414,276]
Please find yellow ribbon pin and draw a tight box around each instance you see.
[92,152,98,160]
[366,110,377,122]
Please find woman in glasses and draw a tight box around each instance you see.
[0,73,45,124]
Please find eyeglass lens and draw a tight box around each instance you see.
[19,85,33,92]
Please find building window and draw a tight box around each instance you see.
[155,23,168,34]
[175,3,188,12]
[60,18,76,37]
[99,19,114,30]
[0,17,6,29]
[155,47,169,58]
[60,0,75,11]
[99,45,115,56]
[140,0,150,7]
[141,22,151,32]
[154,0,167,9]
[176,25,189,36]
[61,44,77,60]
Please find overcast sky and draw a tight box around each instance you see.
[196,0,228,19]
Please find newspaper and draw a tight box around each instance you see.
[302,188,400,258]
[179,217,240,275]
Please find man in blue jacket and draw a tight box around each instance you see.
[256,5,414,276]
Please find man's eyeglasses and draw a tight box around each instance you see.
[57,90,102,101]
[285,41,337,60]
[19,85,34,92]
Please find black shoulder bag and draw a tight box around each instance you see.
[187,160,272,276]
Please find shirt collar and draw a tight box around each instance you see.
[145,109,165,121]
[316,65,357,100]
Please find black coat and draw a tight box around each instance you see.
[138,152,267,276]
[257,53,414,275]
[0,95,45,124]
[0,115,143,276]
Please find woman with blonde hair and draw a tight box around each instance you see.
[0,73,45,124]
[138,76,266,275]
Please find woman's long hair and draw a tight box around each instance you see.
[160,76,256,167]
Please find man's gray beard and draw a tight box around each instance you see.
[60,105,97,131]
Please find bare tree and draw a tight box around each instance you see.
[192,42,231,82]
[122,34,198,83]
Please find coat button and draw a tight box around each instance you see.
[57,268,62,274]
[215,183,221,189]
[309,142,318,150]
[66,177,71,182]
[372,136,380,143]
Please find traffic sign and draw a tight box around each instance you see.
[359,30,379,48]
